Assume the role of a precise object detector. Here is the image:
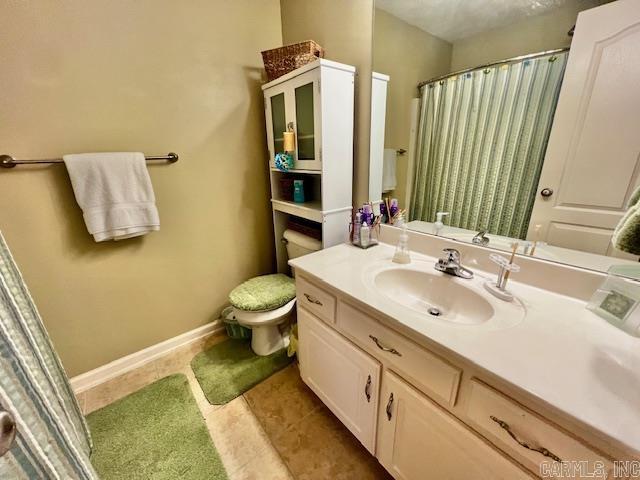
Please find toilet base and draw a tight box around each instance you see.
[251,324,285,356]
[233,298,296,356]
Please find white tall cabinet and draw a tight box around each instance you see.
[262,60,355,273]
[369,72,390,210]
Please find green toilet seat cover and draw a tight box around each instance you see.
[229,273,296,312]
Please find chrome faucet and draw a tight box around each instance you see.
[472,230,490,246]
[434,248,474,279]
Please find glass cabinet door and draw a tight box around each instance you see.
[294,82,315,161]
[270,92,286,155]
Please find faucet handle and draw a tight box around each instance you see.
[442,248,460,262]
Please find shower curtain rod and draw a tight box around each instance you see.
[417,47,570,89]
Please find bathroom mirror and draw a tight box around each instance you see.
[370,0,640,276]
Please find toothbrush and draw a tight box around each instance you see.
[385,197,392,224]
[502,242,519,287]
[530,224,542,256]
[372,216,381,240]
[391,209,406,225]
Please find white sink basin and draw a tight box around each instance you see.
[374,268,494,325]
[365,260,525,329]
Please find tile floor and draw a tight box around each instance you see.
[76,332,391,480]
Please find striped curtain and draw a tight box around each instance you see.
[410,52,568,239]
[0,232,97,479]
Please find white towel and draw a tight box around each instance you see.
[382,148,397,192]
[63,152,160,242]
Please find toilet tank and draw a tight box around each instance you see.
[283,229,322,260]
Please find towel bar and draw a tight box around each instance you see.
[0,152,179,169]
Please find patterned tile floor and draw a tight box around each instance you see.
[76,332,391,480]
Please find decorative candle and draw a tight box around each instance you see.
[283,131,295,152]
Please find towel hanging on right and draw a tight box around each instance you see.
[382,148,397,193]
[612,185,640,255]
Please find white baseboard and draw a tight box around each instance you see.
[70,320,225,394]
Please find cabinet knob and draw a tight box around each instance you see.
[540,188,554,197]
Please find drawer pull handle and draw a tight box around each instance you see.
[386,393,394,421]
[364,375,372,403]
[490,416,562,463]
[0,409,17,457]
[303,293,323,306]
[369,335,402,356]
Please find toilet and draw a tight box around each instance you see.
[230,229,322,356]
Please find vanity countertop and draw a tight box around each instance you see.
[290,242,640,455]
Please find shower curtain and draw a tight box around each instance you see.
[0,232,97,479]
[410,51,568,239]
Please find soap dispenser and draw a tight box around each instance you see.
[434,212,449,236]
[392,224,411,264]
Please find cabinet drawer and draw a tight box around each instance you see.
[337,301,461,406]
[296,276,336,323]
[466,379,612,479]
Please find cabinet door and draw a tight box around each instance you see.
[264,70,322,171]
[298,307,380,453]
[265,85,288,170]
[377,371,533,480]
[288,70,322,170]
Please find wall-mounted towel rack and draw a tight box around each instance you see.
[0,152,179,169]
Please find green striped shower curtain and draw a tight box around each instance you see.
[410,52,568,239]
[0,232,97,479]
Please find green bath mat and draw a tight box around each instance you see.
[87,374,227,480]
[191,338,292,405]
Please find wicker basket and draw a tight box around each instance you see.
[261,40,325,82]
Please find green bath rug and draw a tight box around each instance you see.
[87,374,227,480]
[191,338,293,405]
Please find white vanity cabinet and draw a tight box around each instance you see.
[377,371,533,480]
[297,308,380,453]
[295,275,619,480]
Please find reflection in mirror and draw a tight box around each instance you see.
[371,0,640,276]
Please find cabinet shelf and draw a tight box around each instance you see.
[270,167,321,175]
[271,198,323,222]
